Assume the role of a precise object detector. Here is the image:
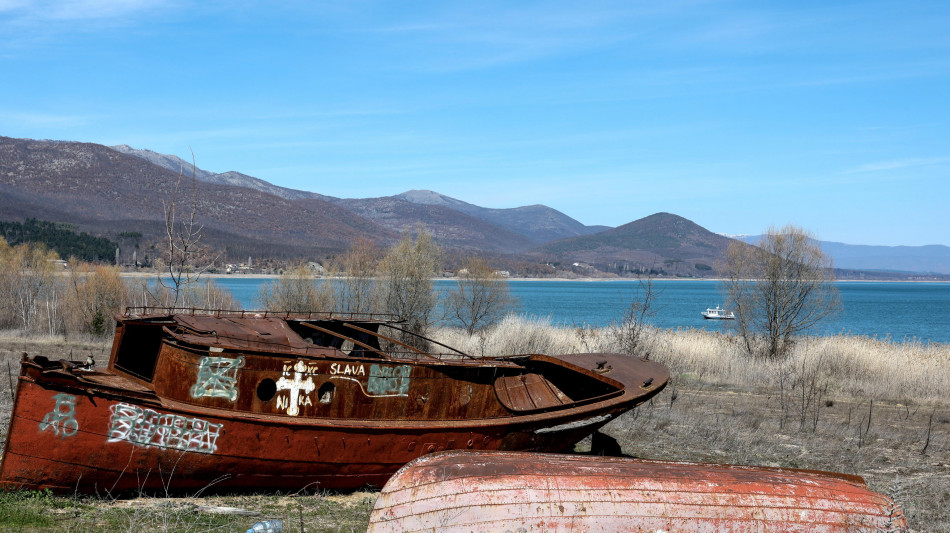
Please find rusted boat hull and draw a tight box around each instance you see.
[0,351,665,493]
[368,450,906,532]
[0,310,668,494]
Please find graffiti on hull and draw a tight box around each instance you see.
[276,360,317,416]
[39,393,79,438]
[108,403,223,454]
[368,364,411,396]
[190,355,245,401]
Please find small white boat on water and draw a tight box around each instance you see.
[702,305,735,320]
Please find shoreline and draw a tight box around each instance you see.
[117,272,950,283]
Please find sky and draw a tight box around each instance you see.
[1,1,948,246]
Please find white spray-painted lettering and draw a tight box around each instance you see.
[283,361,320,375]
[329,362,365,376]
[39,393,79,438]
[107,403,223,454]
[276,360,317,416]
[190,356,245,401]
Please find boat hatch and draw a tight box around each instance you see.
[494,373,572,411]
[171,315,317,352]
[494,357,622,412]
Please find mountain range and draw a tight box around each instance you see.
[2,136,948,278]
[738,236,950,276]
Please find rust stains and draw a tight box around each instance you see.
[368,450,906,532]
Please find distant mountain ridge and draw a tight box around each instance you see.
[739,236,950,275]
[393,189,609,244]
[113,146,609,249]
[2,137,611,265]
[1,137,395,260]
[1,136,946,278]
[532,213,736,277]
[329,194,538,253]
[110,145,334,202]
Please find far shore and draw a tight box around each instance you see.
[116,271,949,283]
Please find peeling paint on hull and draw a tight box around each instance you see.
[368,451,906,532]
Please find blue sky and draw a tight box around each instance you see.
[1,1,948,246]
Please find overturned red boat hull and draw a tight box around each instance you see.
[368,450,906,532]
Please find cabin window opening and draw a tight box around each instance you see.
[348,332,376,357]
[257,378,277,402]
[307,331,342,349]
[113,323,164,382]
[318,382,335,404]
[292,321,385,353]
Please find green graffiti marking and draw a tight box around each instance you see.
[40,393,79,438]
[190,356,245,401]
[367,364,411,396]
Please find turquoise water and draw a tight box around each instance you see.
[208,278,950,344]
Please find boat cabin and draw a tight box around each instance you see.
[105,308,627,422]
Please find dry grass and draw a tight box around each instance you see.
[435,317,950,532]
[435,317,950,404]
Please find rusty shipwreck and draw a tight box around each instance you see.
[0,308,668,493]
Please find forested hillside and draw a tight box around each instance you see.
[0,218,117,262]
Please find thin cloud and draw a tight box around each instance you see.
[2,0,166,21]
[0,110,100,128]
[845,157,950,174]
[0,0,176,49]
[353,2,684,72]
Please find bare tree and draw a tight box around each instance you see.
[336,237,381,314]
[127,276,239,310]
[0,240,59,332]
[257,264,337,312]
[446,257,515,335]
[157,152,209,308]
[64,262,127,336]
[379,228,442,347]
[613,267,662,359]
[722,225,840,358]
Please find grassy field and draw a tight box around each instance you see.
[0,321,946,532]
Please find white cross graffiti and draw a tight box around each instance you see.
[276,360,316,416]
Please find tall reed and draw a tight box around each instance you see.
[432,316,950,404]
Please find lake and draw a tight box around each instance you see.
[206,278,950,344]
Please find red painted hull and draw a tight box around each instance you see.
[368,450,907,532]
[1,378,639,493]
[0,311,668,494]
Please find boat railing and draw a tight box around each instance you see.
[123,306,402,322]
[383,350,495,364]
[127,306,491,363]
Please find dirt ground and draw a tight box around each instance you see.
[0,337,946,532]
[599,384,950,532]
